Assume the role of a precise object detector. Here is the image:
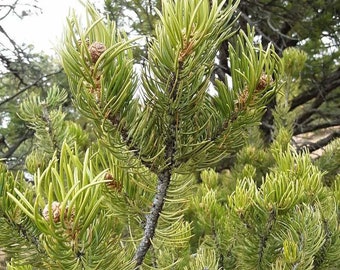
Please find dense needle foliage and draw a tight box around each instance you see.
[0,0,339,269]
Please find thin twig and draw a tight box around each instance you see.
[2,129,34,159]
[0,69,62,107]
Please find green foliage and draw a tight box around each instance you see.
[0,0,339,269]
[18,85,89,173]
[1,143,135,269]
[314,138,340,187]
[231,145,273,185]
[60,1,281,172]
[0,166,46,267]
[282,48,307,79]
[272,47,308,139]
[190,145,340,269]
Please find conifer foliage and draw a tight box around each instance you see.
[0,0,339,269]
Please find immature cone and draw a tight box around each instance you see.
[42,201,75,223]
[64,206,75,223]
[256,73,273,92]
[42,201,61,222]
[88,42,106,63]
[105,172,123,192]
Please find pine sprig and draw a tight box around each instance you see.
[3,143,136,269]
[0,169,47,268]
[59,0,285,268]
[223,146,340,269]
[18,85,88,170]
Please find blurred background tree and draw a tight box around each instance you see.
[0,0,69,170]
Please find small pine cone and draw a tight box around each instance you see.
[105,172,123,192]
[88,42,106,63]
[104,172,114,180]
[42,201,61,222]
[256,73,273,92]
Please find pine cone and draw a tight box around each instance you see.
[105,172,123,192]
[42,201,61,222]
[88,42,106,63]
[256,73,273,92]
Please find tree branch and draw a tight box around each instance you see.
[294,120,340,135]
[290,68,340,129]
[0,0,19,21]
[0,69,63,107]
[2,129,34,159]
[290,68,340,111]
[238,11,281,52]
[297,131,340,153]
[134,63,181,269]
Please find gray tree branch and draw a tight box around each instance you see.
[297,131,340,153]
[134,63,182,269]
[0,69,63,107]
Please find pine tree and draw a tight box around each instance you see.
[0,0,339,269]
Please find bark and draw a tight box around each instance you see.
[134,64,182,269]
[2,129,34,159]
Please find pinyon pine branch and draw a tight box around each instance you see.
[2,0,340,269]
[133,0,242,265]
[58,0,281,268]
[134,61,181,269]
